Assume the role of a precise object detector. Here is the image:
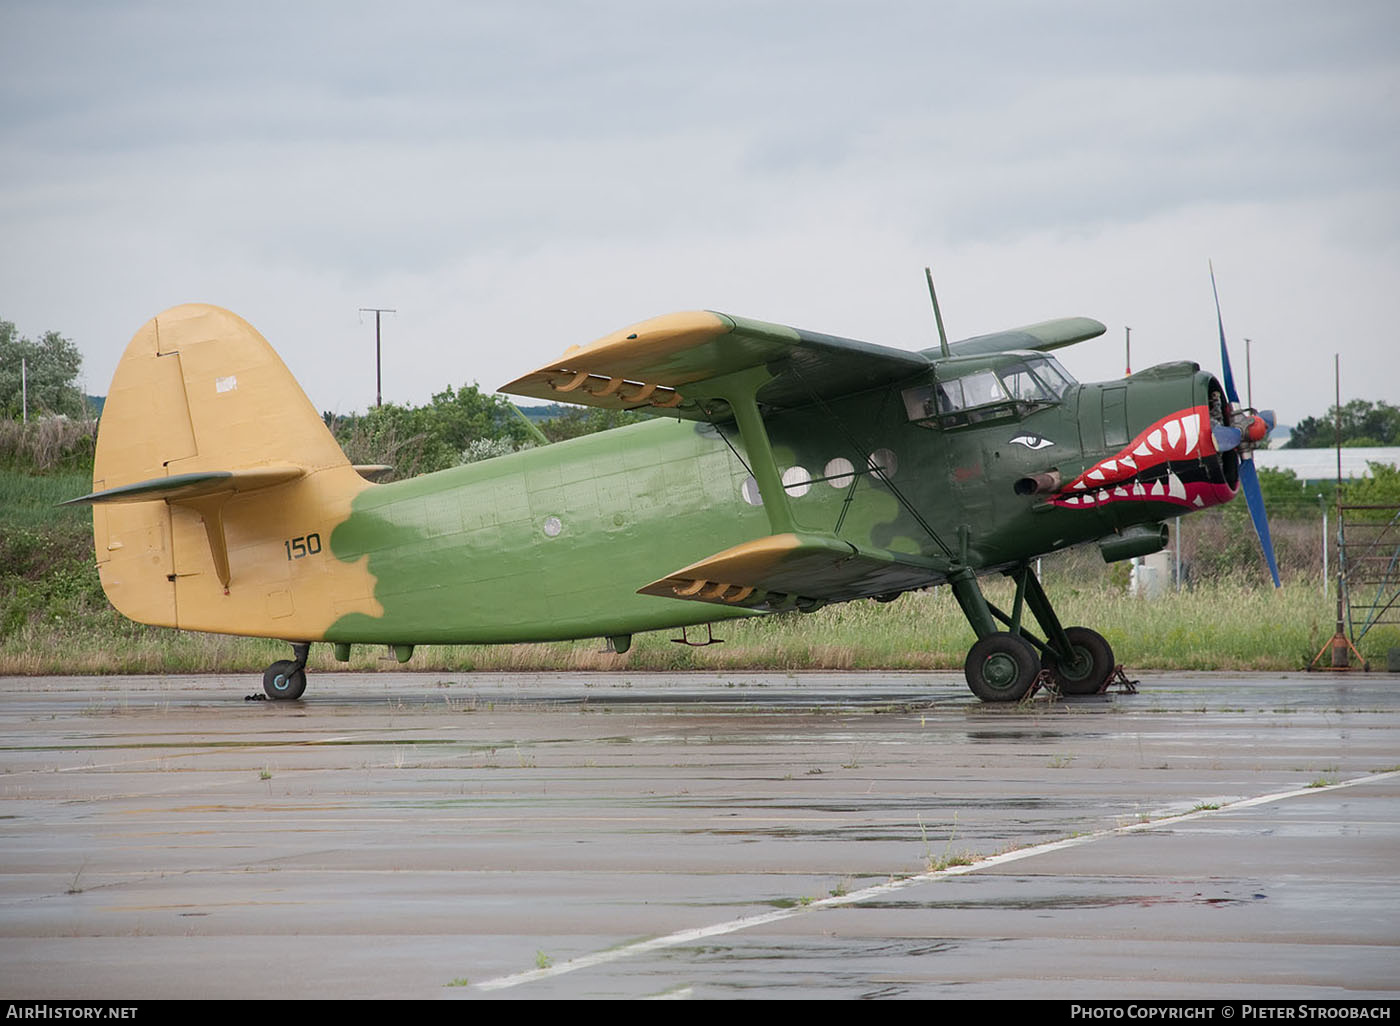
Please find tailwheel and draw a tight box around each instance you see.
[1041,626,1115,696]
[964,632,1041,703]
[262,659,307,701]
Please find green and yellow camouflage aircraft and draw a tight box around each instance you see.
[69,283,1276,703]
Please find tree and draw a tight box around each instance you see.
[426,383,536,453]
[1254,467,1336,521]
[1285,400,1400,449]
[1343,462,1400,521]
[540,405,650,442]
[0,320,86,419]
[325,382,541,480]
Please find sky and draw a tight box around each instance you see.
[2,0,1397,427]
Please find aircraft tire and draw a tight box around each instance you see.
[263,660,307,701]
[1041,627,1114,696]
[964,632,1040,703]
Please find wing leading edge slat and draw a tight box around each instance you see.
[638,533,944,611]
[499,311,932,420]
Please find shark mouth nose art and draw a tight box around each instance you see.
[1050,405,1238,511]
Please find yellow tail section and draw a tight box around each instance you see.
[82,304,381,639]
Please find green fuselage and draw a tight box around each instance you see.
[326,358,1232,647]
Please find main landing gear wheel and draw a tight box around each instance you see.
[263,659,307,701]
[964,632,1041,703]
[1041,626,1115,696]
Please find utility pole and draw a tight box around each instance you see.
[1244,338,1253,409]
[20,357,27,424]
[1319,494,1327,599]
[359,307,396,408]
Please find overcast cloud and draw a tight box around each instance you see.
[2,0,1397,424]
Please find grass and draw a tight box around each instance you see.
[917,812,978,872]
[927,849,978,872]
[6,575,1384,676]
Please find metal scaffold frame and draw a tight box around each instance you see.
[1312,501,1400,670]
[1340,504,1400,642]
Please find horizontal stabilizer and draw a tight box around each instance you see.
[639,533,942,610]
[64,465,305,506]
[352,464,396,482]
[501,311,931,420]
[933,316,1107,358]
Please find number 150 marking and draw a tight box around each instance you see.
[284,533,322,560]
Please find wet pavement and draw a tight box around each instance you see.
[1,670,1397,999]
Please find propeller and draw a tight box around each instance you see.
[1210,262,1281,588]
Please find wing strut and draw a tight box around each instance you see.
[688,365,798,536]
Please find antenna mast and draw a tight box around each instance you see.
[924,267,951,359]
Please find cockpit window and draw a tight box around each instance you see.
[938,370,1007,413]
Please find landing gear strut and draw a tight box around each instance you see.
[263,642,310,701]
[950,564,1115,702]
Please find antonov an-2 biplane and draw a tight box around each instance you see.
[69,281,1276,702]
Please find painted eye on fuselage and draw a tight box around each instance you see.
[1009,434,1055,451]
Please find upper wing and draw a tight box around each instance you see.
[932,316,1107,358]
[498,311,932,420]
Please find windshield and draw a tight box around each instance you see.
[999,360,1055,402]
[903,354,1080,425]
[1021,355,1076,398]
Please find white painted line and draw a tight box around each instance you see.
[473,769,1400,992]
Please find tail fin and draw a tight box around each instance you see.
[75,304,381,638]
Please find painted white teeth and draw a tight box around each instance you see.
[1063,411,1207,508]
